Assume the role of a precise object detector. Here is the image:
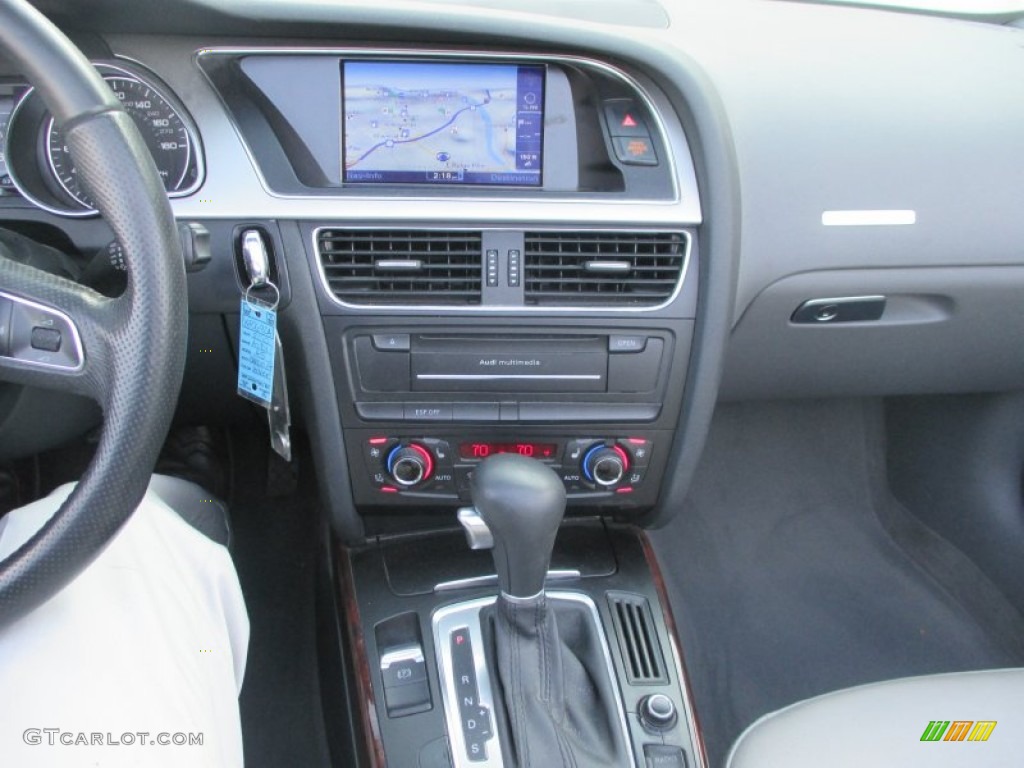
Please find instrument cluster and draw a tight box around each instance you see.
[1,60,202,216]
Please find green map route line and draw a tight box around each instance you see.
[347,91,492,168]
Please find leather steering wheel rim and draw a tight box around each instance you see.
[0,0,186,629]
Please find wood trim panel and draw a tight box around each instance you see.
[638,529,710,768]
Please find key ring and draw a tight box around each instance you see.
[244,279,280,311]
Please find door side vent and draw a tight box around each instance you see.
[524,231,687,307]
[608,592,668,684]
[317,229,483,305]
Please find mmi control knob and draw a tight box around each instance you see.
[582,444,629,488]
[639,694,678,732]
[386,443,434,487]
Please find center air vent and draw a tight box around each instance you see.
[317,229,483,305]
[524,231,687,307]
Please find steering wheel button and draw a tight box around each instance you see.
[30,326,61,352]
[3,292,83,370]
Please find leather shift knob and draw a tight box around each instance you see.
[470,454,566,598]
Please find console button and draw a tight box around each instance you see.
[380,644,431,717]
[639,693,678,731]
[560,469,584,492]
[619,438,652,467]
[604,99,652,138]
[427,470,456,493]
[421,438,453,464]
[382,658,427,687]
[564,440,586,464]
[363,439,396,476]
[519,402,661,422]
[383,679,432,717]
[453,402,500,422]
[613,136,658,166]
[356,402,404,421]
[609,335,647,353]
[455,466,476,493]
[380,647,427,688]
[644,744,687,767]
[372,333,411,352]
[404,403,453,421]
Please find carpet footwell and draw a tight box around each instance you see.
[649,399,1024,767]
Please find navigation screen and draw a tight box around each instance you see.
[342,61,544,186]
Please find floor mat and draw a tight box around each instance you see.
[228,429,332,768]
[649,399,1024,767]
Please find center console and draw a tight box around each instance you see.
[341,478,704,768]
[196,44,706,767]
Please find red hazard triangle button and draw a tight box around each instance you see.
[604,99,649,138]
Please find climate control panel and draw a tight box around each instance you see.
[359,434,655,504]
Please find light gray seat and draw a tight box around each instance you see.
[727,668,1024,768]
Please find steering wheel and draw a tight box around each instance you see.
[0,0,186,629]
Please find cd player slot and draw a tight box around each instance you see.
[411,336,606,393]
[349,330,669,399]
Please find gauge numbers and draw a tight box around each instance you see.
[46,74,193,208]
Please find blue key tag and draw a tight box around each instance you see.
[237,288,279,408]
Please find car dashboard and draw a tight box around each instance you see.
[1,1,1024,766]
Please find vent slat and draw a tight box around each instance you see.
[524,231,685,307]
[608,593,668,684]
[317,229,483,305]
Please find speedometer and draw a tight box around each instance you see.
[46,72,194,208]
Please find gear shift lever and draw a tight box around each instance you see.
[469,454,566,598]
[458,453,631,767]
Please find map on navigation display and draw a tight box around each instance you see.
[342,61,544,186]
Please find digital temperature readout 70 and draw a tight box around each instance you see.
[458,442,557,460]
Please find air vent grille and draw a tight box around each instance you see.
[317,229,483,305]
[524,231,686,306]
[608,592,668,684]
